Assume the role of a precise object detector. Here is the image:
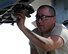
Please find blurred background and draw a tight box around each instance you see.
[0,0,68,54]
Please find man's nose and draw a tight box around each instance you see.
[38,18,42,23]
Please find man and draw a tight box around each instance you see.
[16,5,68,54]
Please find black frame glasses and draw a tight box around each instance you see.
[35,15,54,20]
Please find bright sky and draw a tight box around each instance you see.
[0,12,36,54]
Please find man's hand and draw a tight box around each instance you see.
[16,9,27,27]
[15,9,28,31]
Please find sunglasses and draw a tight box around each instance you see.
[35,15,54,20]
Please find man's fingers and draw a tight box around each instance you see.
[16,13,25,19]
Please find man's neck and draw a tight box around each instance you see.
[40,32,51,37]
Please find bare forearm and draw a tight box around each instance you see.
[21,26,45,44]
[18,25,52,51]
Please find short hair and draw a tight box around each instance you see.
[37,5,56,16]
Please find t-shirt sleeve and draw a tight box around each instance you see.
[59,28,68,45]
[52,25,68,45]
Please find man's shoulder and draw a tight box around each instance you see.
[55,23,67,29]
[51,23,67,34]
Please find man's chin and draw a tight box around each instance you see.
[39,29,45,33]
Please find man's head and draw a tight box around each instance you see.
[36,5,56,33]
